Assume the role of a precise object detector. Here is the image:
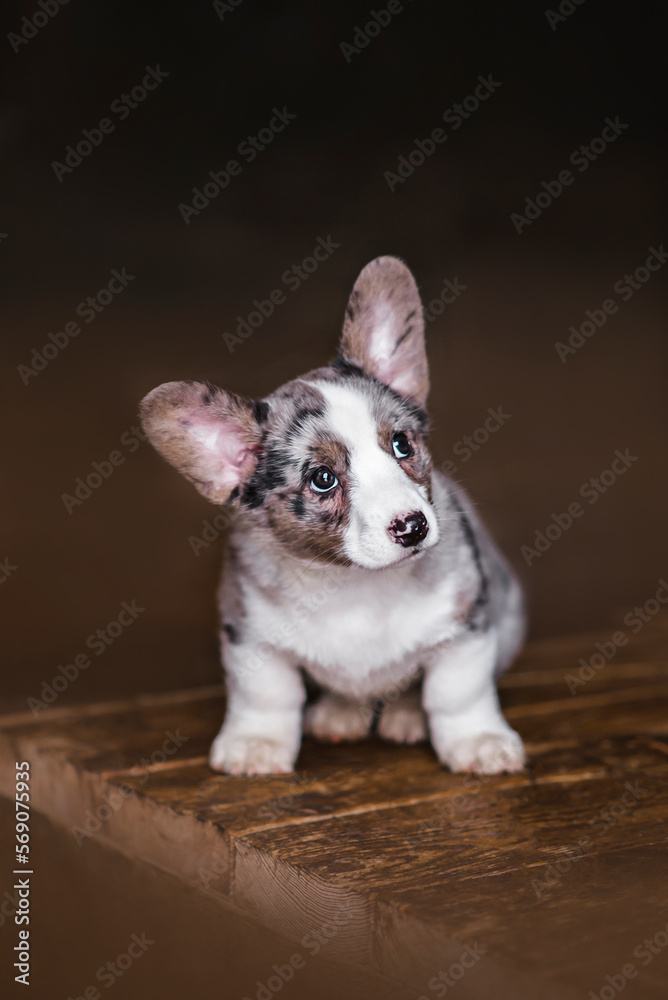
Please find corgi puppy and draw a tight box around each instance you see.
[140,256,526,775]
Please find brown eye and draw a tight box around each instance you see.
[392,432,413,459]
[310,466,338,493]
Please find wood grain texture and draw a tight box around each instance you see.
[2,616,668,997]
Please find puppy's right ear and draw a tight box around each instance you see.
[139,380,266,504]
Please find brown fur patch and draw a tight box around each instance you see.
[239,380,353,565]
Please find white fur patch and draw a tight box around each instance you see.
[310,381,439,569]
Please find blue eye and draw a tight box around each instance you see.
[392,432,413,459]
[310,466,338,493]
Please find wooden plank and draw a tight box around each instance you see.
[233,745,668,994]
[6,797,421,1000]
[376,844,668,998]
[3,617,668,996]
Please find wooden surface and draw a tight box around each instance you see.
[2,616,668,999]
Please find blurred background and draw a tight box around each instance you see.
[1,3,667,999]
[1,0,666,708]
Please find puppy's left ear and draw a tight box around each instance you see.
[338,256,428,407]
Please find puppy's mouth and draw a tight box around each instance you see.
[343,504,439,571]
[391,543,429,565]
[350,539,431,572]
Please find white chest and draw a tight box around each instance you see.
[243,557,462,698]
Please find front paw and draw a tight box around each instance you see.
[439,729,526,775]
[378,701,427,744]
[303,693,372,742]
[209,732,296,776]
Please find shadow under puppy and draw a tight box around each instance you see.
[140,256,526,775]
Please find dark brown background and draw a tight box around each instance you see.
[3,0,667,714]
[0,1,667,997]
[5,0,668,720]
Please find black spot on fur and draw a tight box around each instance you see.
[201,389,214,405]
[392,325,413,354]
[382,384,429,430]
[450,494,490,631]
[286,404,325,441]
[241,445,287,509]
[228,486,240,503]
[290,495,306,518]
[370,699,384,735]
[332,356,366,379]
[240,481,263,509]
[223,623,238,643]
[252,399,270,424]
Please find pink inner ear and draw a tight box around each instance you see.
[386,367,418,397]
[367,304,425,401]
[185,419,258,490]
[375,354,406,389]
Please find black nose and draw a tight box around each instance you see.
[388,511,429,548]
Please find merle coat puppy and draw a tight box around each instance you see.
[140,257,526,775]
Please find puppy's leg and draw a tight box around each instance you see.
[423,632,525,774]
[304,692,373,742]
[209,645,305,775]
[378,687,427,744]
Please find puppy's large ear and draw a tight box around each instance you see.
[338,256,428,407]
[139,380,265,504]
